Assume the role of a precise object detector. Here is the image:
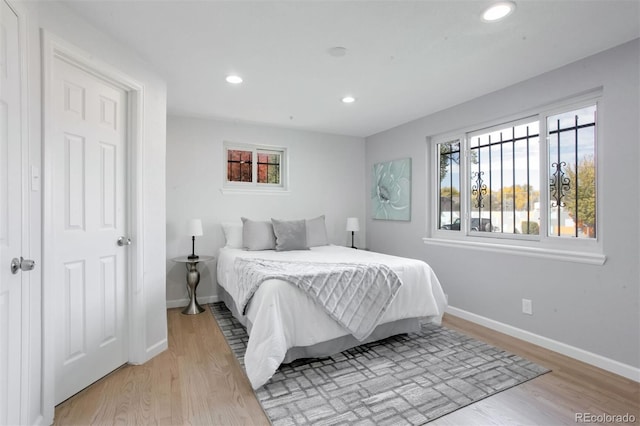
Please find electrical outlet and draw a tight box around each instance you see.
[522,298,533,315]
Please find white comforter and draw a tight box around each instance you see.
[217,245,447,389]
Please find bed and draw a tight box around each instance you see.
[216,241,447,389]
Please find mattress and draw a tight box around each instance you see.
[216,245,447,388]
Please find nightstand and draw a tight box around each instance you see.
[171,255,215,315]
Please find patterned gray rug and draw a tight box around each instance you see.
[210,302,549,425]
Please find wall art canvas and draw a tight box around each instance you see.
[372,158,411,221]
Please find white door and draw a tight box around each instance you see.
[51,56,129,404]
[0,1,23,423]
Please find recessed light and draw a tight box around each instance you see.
[226,75,243,84]
[328,46,348,57]
[482,2,515,22]
[342,96,356,104]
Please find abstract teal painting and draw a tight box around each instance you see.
[372,158,411,221]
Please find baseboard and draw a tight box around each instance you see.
[166,295,219,309]
[446,305,640,383]
[31,415,45,426]
[146,338,168,359]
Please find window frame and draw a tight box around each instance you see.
[427,92,604,264]
[222,141,289,193]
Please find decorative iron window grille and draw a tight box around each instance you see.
[547,105,597,239]
[468,120,540,234]
[432,96,600,249]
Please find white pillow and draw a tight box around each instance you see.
[306,215,329,247]
[221,222,243,249]
[241,217,276,251]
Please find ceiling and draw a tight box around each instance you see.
[60,1,639,138]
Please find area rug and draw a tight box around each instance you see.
[210,302,549,425]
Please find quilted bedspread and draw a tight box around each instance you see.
[234,258,403,340]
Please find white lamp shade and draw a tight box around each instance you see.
[187,219,203,236]
[346,217,360,232]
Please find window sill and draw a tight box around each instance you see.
[422,237,606,265]
[220,187,290,196]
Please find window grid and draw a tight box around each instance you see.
[257,152,281,184]
[227,150,252,182]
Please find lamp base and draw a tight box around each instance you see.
[188,235,199,260]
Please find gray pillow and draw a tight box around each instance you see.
[271,219,309,251]
[306,215,329,247]
[241,217,276,250]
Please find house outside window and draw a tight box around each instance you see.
[224,142,288,191]
[432,95,600,259]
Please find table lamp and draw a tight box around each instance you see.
[187,219,203,259]
[346,217,360,249]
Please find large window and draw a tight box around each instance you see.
[435,100,598,245]
[224,142,287,190]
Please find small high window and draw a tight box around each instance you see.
[224,142,287,191]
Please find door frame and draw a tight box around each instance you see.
[3,0,33,423]
[41,30,146,419]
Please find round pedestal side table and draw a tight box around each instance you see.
[171,255,215,315]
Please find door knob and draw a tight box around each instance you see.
[10,257,36,274]
[117,236,132,246]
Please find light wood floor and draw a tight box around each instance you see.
[54,307,639,425]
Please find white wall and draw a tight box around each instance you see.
[166,116,366,306]
[16,2,168,423]
[366,40,640,375]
